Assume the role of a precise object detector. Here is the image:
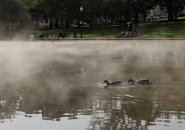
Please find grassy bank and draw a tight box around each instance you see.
[33,21,185,38]
[139,21,185,38]
[33,26,123,38]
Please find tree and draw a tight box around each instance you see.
[37,0,65,28]
[159,0,185,21]
[0,0,29,30]
[133,0,155,24]
[174,0,185,21]
[83,0,110,26]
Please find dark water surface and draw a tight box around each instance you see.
[0,40,185,130]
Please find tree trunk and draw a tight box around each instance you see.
[49,17,53,29]
[174,10,178,21]
[134,13,139,26]
[66,19,70,28]
[111,16,114,24]
[119,12,122,26]
[143,12,147,23]
[167,7,174,21]
[54,16,59,28]
[36,17,39,29]
[90,14,93,28]
[94,14,97,26]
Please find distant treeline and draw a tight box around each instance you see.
[0,0,185,29]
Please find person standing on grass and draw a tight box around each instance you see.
[127,21,133,32]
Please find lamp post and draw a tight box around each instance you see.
[80,6,83,38]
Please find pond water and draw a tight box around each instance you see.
[0,40,185,130]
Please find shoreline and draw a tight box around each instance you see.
[1,38,185,41]
[24,38,185,41]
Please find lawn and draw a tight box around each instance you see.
[33,20,185,38]
[33,26,124,38]
[139,21,185,38]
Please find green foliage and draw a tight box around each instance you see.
[0,0,28,23]
[20,0,185,25]
[159,0,185,21]
[1,0,185,31]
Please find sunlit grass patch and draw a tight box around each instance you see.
[139,21,185,38]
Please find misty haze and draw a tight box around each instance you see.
[1,0,185,129]
[0,40,184,130]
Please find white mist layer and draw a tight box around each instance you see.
[0,40,184,91]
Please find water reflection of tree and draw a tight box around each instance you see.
[88,95,157,130]
[0,85,93,121]
[0,100,17,121]
[1,84,185,129]
[88,93,185,130]
[0,85,19,121]
[20,86,92,120]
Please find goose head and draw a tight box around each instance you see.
[103,80,110,85]
[128,79,135,85]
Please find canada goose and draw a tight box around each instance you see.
[128,79,152,85]
[103,80,122,87]
[128,79,135,85]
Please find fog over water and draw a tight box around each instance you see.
[0,40,184,88]
[0,40,185,130]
